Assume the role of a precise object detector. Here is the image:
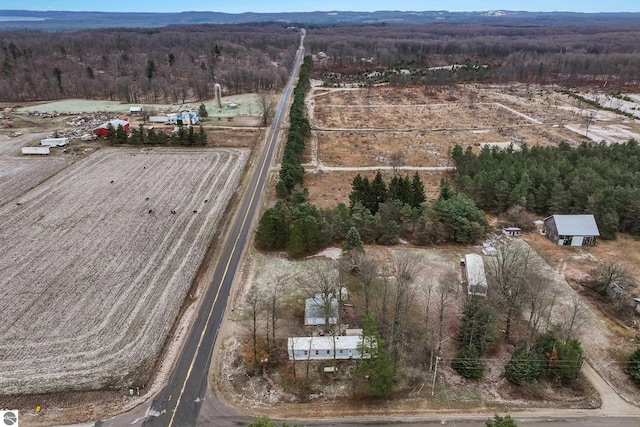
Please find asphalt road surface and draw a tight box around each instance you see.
[292,416,640,426]
[134,40,305,427]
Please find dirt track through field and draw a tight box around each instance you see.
[0,147,248,395]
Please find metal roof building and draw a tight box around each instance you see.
[305,293,339,326]
[288,335,371,360]
[463,254,488,297]
[543,214,600,246]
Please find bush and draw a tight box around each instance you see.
[452,344,484,378]
[534,331,584,383]
[247,416,275,427]
[625,347,640,388]
[505,347,542,385]
[486,414,518,427]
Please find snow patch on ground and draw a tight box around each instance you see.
[314,247,343,260]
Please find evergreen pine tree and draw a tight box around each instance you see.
[411,172,427,208]
[358,315,394,398]
[370,171,387,214]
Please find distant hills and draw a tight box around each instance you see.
[0,9,639,31]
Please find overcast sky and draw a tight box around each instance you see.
[4,1,639,13]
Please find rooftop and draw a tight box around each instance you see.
[465,253,488,296]
[549,214,600,236]
[288,336,362,351]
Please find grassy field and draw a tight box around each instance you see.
[16,93,264,118]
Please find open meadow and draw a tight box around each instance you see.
[0,146,248,394]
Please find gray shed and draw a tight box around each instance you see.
[305,293,339,326]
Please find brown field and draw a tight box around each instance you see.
[204,127,262,147]
[302,84,640,209]
[0,146,248,395]
[313,102,535,130]
[315,130,453,168]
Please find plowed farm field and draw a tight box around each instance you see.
[0,133,75,206]
[0,146,248,395]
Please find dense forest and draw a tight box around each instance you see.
[451,141,640,240]
[2,19,640,103]
[0,24,299,102]
[306,23,640,89]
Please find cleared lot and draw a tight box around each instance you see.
[0,146,248,394]
[303,85,640,208]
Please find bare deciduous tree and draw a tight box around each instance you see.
[524,272,554,349]
[436,272,457,355]
[563,294,589,340]
[257,92,276,126]
[299,261,341,333]
[588,261,634,295]
[377,263,392,338]
[265,274,288,358]
[389,151,406,175]
[389,254,417,368]
[354,252,377,315]
[487,242,538,340]
[245,288,262,368]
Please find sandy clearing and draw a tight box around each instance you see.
[0,146,248,395]
[564,123,640,144]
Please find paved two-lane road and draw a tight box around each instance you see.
[128,38,305,427]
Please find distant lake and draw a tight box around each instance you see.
[0,16,47,21]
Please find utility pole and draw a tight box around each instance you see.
[431,355,441,396]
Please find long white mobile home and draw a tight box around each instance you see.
[288,335,371,360]
[22,146,50,155]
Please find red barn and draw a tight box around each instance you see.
[93,118,130,137]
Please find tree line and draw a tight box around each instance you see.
[305,23,640,89]
[276,55,313,196]
[104,123,207,146]
[0,23,299,102]
[450,141,640,240]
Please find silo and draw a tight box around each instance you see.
[214,83,222,108]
